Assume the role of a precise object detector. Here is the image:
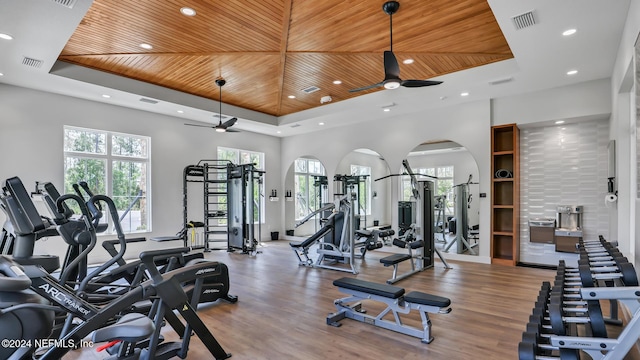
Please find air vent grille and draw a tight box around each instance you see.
[302,86,320,94]
[22,57,44,68]
[489,77,514,85]
[50,0,77,8]
[290,124,301,128]
[139,98,158,104]
[512,10,536,30]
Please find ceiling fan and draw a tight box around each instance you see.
[185,78,239,133]
[349,1,443,93]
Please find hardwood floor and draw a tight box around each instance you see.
[63,240,560,359]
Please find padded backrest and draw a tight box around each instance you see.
[3,177,46,234]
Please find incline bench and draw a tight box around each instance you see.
[326,277,451,343]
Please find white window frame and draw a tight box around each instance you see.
[63,126,151,235]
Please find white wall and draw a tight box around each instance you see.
[520,119,610,266]
[609,0,640,269]
[281,100,493,263]
[0,84,282,264]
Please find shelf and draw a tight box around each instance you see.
[490,124,519,266]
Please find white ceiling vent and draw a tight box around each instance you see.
[22,57,44,69]
[290,124,301,128]
[489,77,514,85]
[512,10,536,30]
[139,98,158,104]
[50,0,78,9]
[302,86,320,94]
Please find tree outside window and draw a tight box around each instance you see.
[401,166,454,216]
[63,126,150,234]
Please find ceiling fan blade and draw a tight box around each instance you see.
[348,82,384,93]
[184,123,215,128]
[383,51,400,79]
[401,79,443,88]
[221,117,237,128]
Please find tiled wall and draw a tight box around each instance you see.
[520,119,610,266]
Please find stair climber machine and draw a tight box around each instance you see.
[0,176,235,359]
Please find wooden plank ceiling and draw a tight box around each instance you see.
[58,0,513,117]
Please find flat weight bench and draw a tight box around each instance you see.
[327,277,451,343]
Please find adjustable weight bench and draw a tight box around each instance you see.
[327,277,451,343]
[289,224,333,266]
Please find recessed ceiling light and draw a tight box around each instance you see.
[333,80,342,85]
[383,108,391,112]
[102,94,111,98]
[566,70,578,75]
[288,95,296,99]
[180,7,196,16]
[403,59,414,64]
[460,92,469,97]
[140,43,153,50]
[439,96,447,100]
[555,120,565,124]
[0,73,3,76]
[0,33,13,40]
[277,130,282,134]
[177,110,184,114]
[318,122,325,126]
[562,29,577,36]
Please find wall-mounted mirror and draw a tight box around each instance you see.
[335,148,392,231]
[404,140,480,256]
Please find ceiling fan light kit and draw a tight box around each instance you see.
[349,1,443,93]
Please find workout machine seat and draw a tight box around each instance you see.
[333,277,404,298]
[92,313,155,343]
[405,291,451,308]
[328,277,451,343]
[290,224,333,267]
[380,254,412,266]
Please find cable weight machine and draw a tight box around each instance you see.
[227,163,265,255]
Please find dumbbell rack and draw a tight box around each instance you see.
[518,237,640,360]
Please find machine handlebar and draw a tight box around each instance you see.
[0,256,31,291]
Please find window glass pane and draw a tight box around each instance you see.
[295,159,307,173]
[64,157,106,195]
[112,160,147,233]
[112,135,148,158]
[218,148,239,163]
[294,175,309,219]
[240,152,251,165]
[425,168,436,177]
[249,153,262,169]
[438,166,454,177]
[64,128,106,154]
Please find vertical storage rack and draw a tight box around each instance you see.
[490,124,520,266]
[183,160,231,251]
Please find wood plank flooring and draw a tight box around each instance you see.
[64,240,561,359]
